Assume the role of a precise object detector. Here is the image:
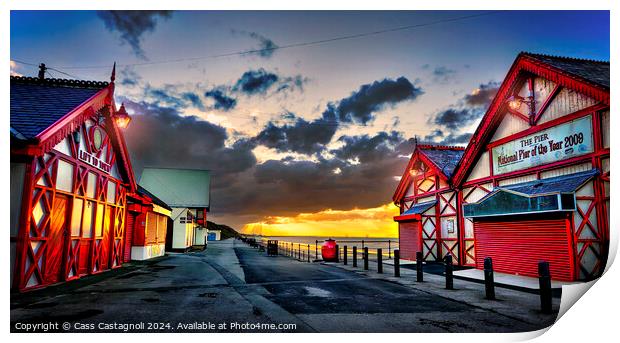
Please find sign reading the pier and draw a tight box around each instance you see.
[491,115,593,175]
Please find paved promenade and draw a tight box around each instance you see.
[11,239,558,333]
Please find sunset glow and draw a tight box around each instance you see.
[241,203,400,237]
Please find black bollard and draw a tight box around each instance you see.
[353,246,358,267]
[484,257,496,300]
[343,246,348,265]
[363,247,369,270]
[444,254,454,290]
[307,244,311,262]
[394,249,400,277]
[377,248,383,273]
[416,251,423,282]
[538,261,552,313]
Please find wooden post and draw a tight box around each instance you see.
[307,244,310,262]
[394,249,400,277]
[343,246,348,265]
[539,261,552,313]
[363,247,369,270]
[388,240,391,259]
[353,246,358,267]
[377,248,383,273]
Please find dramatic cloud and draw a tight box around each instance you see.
[234,68,279,95]
[232,30,279,58]
[122,92,416,230]
[232,68,308,97]
[119,66,142,87]
[204,88,237,111]
[432,108,483,130]
[253,111,338,155]
[97,11,172,59]
[424,80,499,145]
[463,81,500,106]
[123,100,256,176]
[422,129,472,145]
[335,77,423,124]
[432,66,457,83]
[331,131,404,163]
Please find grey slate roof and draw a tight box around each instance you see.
[137,185,172,211]
[524,52,610,89]
[419,148,465,179]
[402,200,436,215]
[139,168,211,209]
[501,169,599,196]
[10,76,109,139]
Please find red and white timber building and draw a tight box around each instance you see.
[394,52,609,281]
[10,66,168,291]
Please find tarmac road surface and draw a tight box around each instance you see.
[10,239,556,333]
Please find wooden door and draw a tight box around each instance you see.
[43,195,68,284]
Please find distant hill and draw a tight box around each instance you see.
[206,221,241,240]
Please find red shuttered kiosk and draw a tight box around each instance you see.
[394,52,609,281]
[10,69,143,291]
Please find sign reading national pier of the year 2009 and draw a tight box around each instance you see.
[491,115,593,175]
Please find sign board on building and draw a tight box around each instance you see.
[78,149,112,174]
[491,115,593,175]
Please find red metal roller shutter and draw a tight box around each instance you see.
[124,213,136,262]
[399,221,421,260]
[474,218,574,281]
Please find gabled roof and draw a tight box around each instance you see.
[137,185,172,211]
[418,147,465,179]
[10,73,138,193]
[10,76,109,139]
[523,53,609,89]
[139,168,211,209]
[392,144,465,203]
[452,52,609,186]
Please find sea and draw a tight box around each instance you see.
[247,235,399,258]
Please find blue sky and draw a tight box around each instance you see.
[10,11,610,231]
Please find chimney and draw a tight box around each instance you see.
[38,63,47,80]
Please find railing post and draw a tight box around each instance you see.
[416,251,423,282]
[538,261,552,313]
[343,246,348,265]
[377,248,383,273]
[335,244,340,263]
[315,240,319,260]
[484,257,496,300]
[388,240,391,259]
[444,254,454,290]
[353,246,358,267]
[394,249,400,277]
[307,244,310,262]
[363,247,369,270]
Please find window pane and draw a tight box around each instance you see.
[86,172,97,198]
[106,181,116,204]
[95,203,104,237]
[56,160,74,192]
[82,201,95,238]
[70,198,83,236]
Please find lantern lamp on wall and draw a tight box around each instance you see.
[113,103,132,129]
[506,93,536,125]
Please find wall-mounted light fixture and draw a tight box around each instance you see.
[113,103,132,129]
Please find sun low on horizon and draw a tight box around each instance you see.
[241,203,401,238]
